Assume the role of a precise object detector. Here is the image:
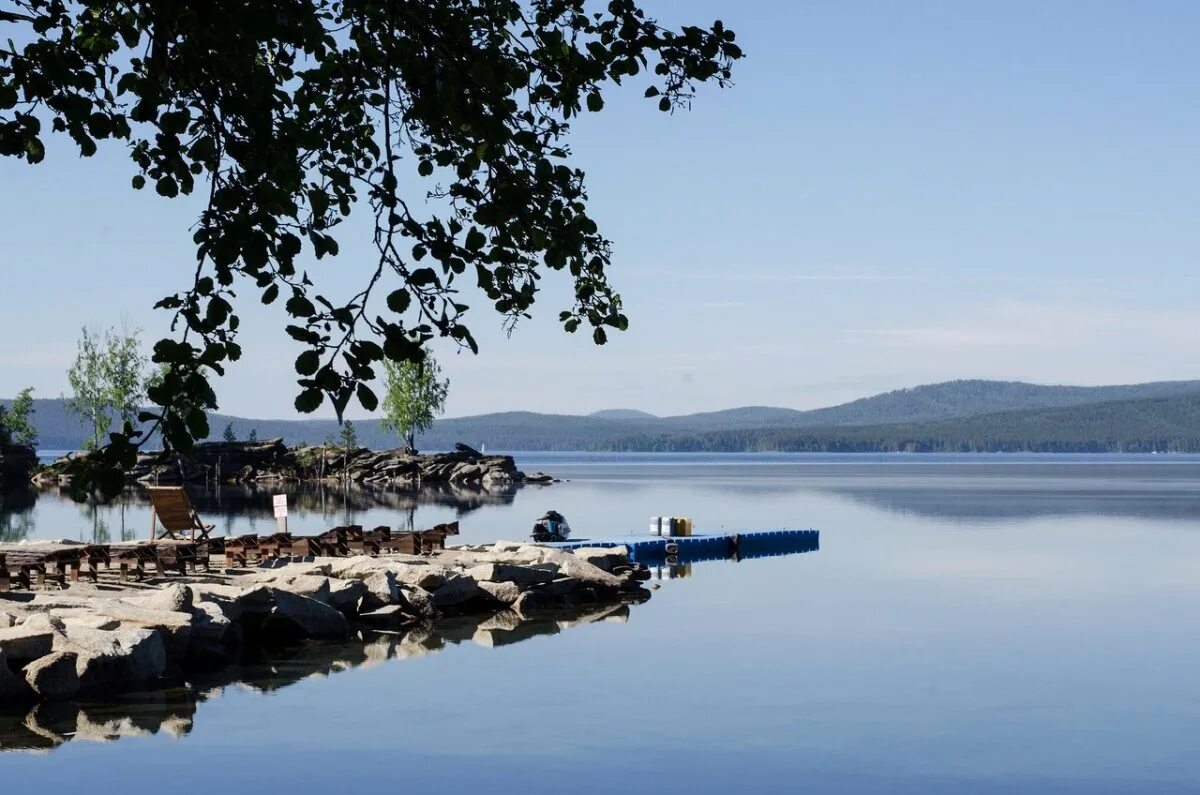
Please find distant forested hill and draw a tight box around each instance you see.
[608,394,1200,453]
[8,378,1200,452]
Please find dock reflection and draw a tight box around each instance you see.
[0,599,640,753]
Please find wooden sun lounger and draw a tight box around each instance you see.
[0,543,91,590]
[223,534,260,568]
[147,486,215,541]
[257,532,294,559]
[109,539,211,581]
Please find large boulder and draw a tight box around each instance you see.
[0,623,55,662]
[569,546,630,573]
[272,574,332,603]
[360,571,400,612]
[124,584,193,614]
[326,578,368,615]
[85,604,193,660]
[24,652,79,701]
[64,626,167,695]
[476,580,522,605]
[516,546,627,589]
[385,563,451,590]
[396,585,437,619]
[265,589,349,639]
[188,602,238,665]
[466,563,557,588]
[430,574,482,608]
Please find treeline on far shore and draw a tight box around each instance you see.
[597,394,1200,454]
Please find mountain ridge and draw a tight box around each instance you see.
[7,377,1200,451]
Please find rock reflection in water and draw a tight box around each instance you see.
[0,601,633,754]
[2,479,520,544]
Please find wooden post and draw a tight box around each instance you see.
[149,505,158,541]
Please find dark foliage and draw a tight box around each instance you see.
[0,0,741,495]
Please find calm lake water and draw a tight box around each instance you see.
[3,452,1200,793]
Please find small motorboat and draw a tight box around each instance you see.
[531,510,571,542]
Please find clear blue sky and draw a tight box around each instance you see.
[2,0,1198,419]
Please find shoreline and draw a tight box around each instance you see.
[0,542,649,706]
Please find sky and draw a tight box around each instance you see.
[2,0,1198,420]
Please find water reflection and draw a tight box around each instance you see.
[3,480,523,544]
[0,601,636,754]
[0,487,35,543]
[11,459,1200,538]
[820,481,1200,522]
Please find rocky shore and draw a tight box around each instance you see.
[0,543,647,705]
[36,439,555,489]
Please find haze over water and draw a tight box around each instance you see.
[3,453,1200,793]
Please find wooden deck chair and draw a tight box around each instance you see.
[147,486,215,541]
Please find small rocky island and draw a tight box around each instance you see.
[35,439,554,489]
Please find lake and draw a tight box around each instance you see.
[3,452,1200,793]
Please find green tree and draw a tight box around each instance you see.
[0,406,9,446]
[67,327,148,450]
[6,387,37,448]
[66,328,112,450]
[0,1,742,495]
[222,423,237,443]
[381,349,449,452]
[339,420,359,450]
[248,428,259,443]
[104,327,148,426]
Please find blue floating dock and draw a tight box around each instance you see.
[543,528,819,566]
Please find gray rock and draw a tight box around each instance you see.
[518,546,627,589]
[467,563,557,588]
[386,563,450,590]
[85,604,192,660]
[397,584,437,619]
[430,574,482,608]
[66,626,167,695]
[476,580,522,605]
[48,611,121,632]
[188,602,237,664]
[275,574,332,603]
[125,583,193,614]
[326,578,367,614]
[0,624,55,661]
[482,470,513,487]
[570,546,630,573]
[0,611,17,628]
[327,556,384,580]
[267,589,349,639]
[360,570,400,611]
[24,652,79,700]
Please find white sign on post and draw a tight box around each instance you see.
[273,494,289,535]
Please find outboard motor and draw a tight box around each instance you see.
[532,510,571,542]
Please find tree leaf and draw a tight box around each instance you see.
[295,350,320,375]
[294,389,323,413]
